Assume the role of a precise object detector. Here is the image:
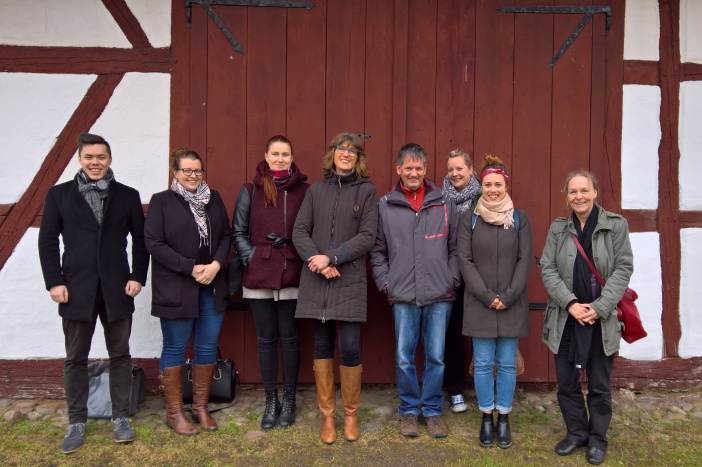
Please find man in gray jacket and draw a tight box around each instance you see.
[370,143,461,439]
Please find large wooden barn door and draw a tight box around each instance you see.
[171,0,623,384]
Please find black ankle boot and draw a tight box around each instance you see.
[277,387,296,427]
[479,412,495,447]
[261,388,280,431]
[496,413,512,448]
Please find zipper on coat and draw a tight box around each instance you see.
[207,215,216,296]
[283,190,288,271]
[323,177,343,322]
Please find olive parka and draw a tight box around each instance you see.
[540,206,634,357]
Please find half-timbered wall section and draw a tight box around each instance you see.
[0,0,700,397]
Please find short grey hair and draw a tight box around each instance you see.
[397,142,427,166]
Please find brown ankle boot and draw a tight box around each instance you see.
[314,358,336,444]
[340,365,362,442]
[191,364,218,431]
[160,366,198,436]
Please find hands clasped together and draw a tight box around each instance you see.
[490,296,507,311]
[568,302,600,326]
[191,260,221,285]
[307,254,340,279]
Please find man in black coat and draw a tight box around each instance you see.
[38,133,149,454]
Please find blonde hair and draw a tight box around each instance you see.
[447,149,473,168]
[562,170,599,196]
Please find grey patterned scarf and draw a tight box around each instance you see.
[76,168,114,225]
[170,178,211,246]
[442,174,480,212]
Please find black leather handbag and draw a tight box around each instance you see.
[182,357,238,403]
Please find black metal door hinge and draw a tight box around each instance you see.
[498,5,612,69]
[185,0,316,55]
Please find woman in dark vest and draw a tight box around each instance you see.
[292,133,378,444]
[145,148,231,436]
[458,155,533,449]
[232,135,309,430]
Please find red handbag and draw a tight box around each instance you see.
[571,234,647,344]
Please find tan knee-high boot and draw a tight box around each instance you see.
[340,365,362,442]
[159,366,198,436]
[191,364,218,431]
[314,358,336,444]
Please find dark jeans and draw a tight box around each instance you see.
[443,285,466,396]
[159,285,223,370]
[314,320,361,367]
[555,315,614,450]
[249,298,301,390]
[63,287,132,424]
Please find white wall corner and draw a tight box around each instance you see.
[0,0,131,48]
[621,85,660,210]
[679,82,702,210]
[681,0,702,64]
[125,0,172,48]
[618,232,663,360]
[57,73,171,201]
[623,0,660,61]
[679,229,702,358]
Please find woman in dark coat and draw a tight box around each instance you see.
[292,132,378,444]
[232,135,309,430]
[145,148,231,436]
[458,155,533,449]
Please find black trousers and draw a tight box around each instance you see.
[314,320,362,367]
[555,315,614,450]
[63,287,132,424]
[249,299,301,391]
[443,284,466,396]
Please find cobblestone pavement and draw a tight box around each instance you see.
[2,384,701,437]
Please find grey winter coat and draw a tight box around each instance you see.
[370,179,461,306]
[292,173,378,322]
[458,209,533,338]
[540,207,634,356]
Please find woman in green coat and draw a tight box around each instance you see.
[540,170,634,466]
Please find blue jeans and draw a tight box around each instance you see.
[472,337,519,413]
[392,301,452,417]
[159,285,224,371]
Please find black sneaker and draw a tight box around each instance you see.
[112,417,136,443]
[61,423,86,454]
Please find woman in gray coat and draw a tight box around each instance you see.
[540,170,633,466]
[292,133,378,445]
[458,155,533,449]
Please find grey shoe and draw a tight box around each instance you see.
[449,394,468,413]
[61,422,86,454]
[400,413,420,438]
[112,417,136,443]
[427,415,448,438]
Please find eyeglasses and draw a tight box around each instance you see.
[335,145,359,156]
[178,168,204,176]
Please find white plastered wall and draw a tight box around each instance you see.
[623,0,659,61]
[0,0,171,359]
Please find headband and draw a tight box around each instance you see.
[480,168,509,183]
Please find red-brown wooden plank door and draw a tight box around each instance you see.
[170,0,617,385]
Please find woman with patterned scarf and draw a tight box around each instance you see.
[145,148,231,436]
[232,135,309,431]
[457,154,533,449]
[441,149,481,414]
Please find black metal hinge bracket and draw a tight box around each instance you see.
[498,5,612,69]
[185,0,316,55]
